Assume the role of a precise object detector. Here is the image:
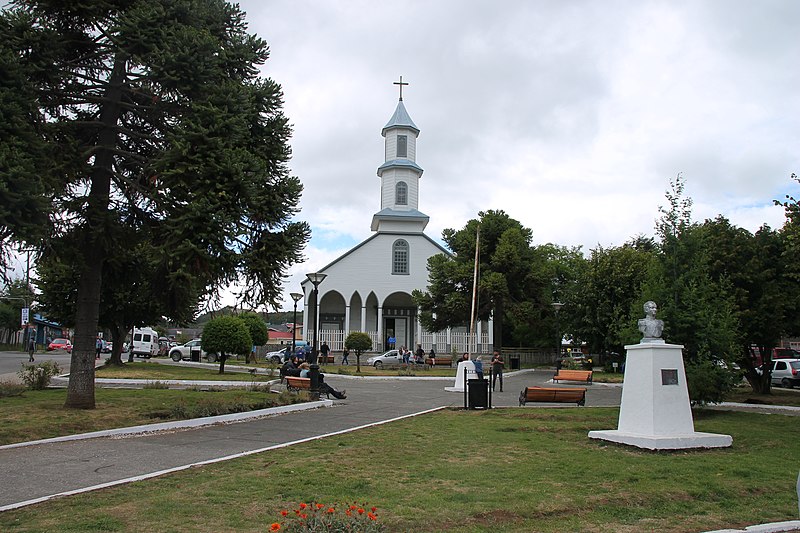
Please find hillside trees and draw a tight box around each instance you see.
[0,1,309,407]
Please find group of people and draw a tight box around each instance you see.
[399,345,429,365]
[280,355,347,400]
[456,350,505,392]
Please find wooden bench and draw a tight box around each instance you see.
[319,354,335,364]
[553,369,593,383]
[519,387,586,406]
[425,356,453,368]
[284,376,329,398]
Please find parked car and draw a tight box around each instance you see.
[102,342,113,353]
[266,342,310,363]
[266,347,289,364]
[47,338,72,352]
[773,348,800,359]
[366,349,402,368]
[769,358,800,388]
[169,339,218,362]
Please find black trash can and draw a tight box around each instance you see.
[190,348,201,362]
[510,356,520,370]
[468,378,488,409]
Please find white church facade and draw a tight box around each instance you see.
[300,87,492,354]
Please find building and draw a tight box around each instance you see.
[300,86,492,354]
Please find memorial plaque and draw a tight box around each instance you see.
[661,369,679,385]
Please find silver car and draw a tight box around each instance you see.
[770,358,800,388]
[365,349,402,368]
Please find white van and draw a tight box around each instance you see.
[131,327,158,358]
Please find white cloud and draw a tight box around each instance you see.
[236,0,800,309]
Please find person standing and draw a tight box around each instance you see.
[28,336,35,362]
[95,336,103,360]
[320,341,330,364]
[491,350,505,392]
[473,355,484,380]
[341,347,350,365]
[428,348,436,367]
[415,344,425,365]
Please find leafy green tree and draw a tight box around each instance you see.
[0,1,309,408]
[344,331,372,373]
[414,210,537,350]
[0,280,35,344]
[570,243,655,356]
[201,315,251,374]
[239,311,268,363]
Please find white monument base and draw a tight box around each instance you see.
[445,360,474,392]
[587,342,732,450]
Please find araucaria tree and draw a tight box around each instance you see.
[0,1,309,408]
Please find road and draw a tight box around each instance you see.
[0,349,78,383]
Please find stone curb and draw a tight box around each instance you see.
[703,520,800,533]
[0,399,333,451]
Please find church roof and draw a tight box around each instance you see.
[377,158,424,177]
[382,100,419,136]
[300,231,451,286]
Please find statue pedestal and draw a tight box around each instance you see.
[588,342,732,450]
[445,360,475,392]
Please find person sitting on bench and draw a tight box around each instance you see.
[298,363,347,400]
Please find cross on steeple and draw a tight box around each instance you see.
[393,75,409,101]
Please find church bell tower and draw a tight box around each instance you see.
[371,76,429,233]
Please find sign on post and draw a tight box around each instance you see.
[21,307,29,327]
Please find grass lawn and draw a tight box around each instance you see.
[95,361,277,381]
[0,387,307,446]
[725,384,800,406]
[1,408,798,532]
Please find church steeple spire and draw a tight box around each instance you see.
[371,79,428,233]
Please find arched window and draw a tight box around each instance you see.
[397,135,408,157]
[392,239,409,275]
[396,181,408,205]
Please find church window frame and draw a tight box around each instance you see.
[397,135,408,158]
[392,239,409,275]
[396,181,408,205]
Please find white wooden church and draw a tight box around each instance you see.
[300,82,493,354]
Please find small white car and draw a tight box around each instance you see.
[770,358,800,388]
[365,349,402,368]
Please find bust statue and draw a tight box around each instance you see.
[637,300,664,342]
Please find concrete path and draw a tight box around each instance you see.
[3,369,619,510]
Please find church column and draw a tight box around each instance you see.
[360,305,367,332]
[416,307,422,347]
[377,306,384,352]
[488,314,494,349]
[477,320,483,353]
[344,305,351,336]
[446,327,452,355]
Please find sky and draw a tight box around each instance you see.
[236,0,799,311]
[8,1,800,314]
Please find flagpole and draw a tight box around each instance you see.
[468,225,480,358]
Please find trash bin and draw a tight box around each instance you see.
[190,348,201,362]
[468,378,488,409]
[510,356,520,370]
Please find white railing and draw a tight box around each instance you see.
[309,329,490,354]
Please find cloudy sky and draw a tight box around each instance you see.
[236,0,800,310]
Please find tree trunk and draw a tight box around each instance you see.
[108,324,124,366]
[492,299,504,352]
[64,55,127,409]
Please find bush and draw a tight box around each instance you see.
[17,361,61,390]
[685,359,738,406]
[0,381,26,397]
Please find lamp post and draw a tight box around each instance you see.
[552,302,564,360]
[305,272,327,365]
[289,292,303,360]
